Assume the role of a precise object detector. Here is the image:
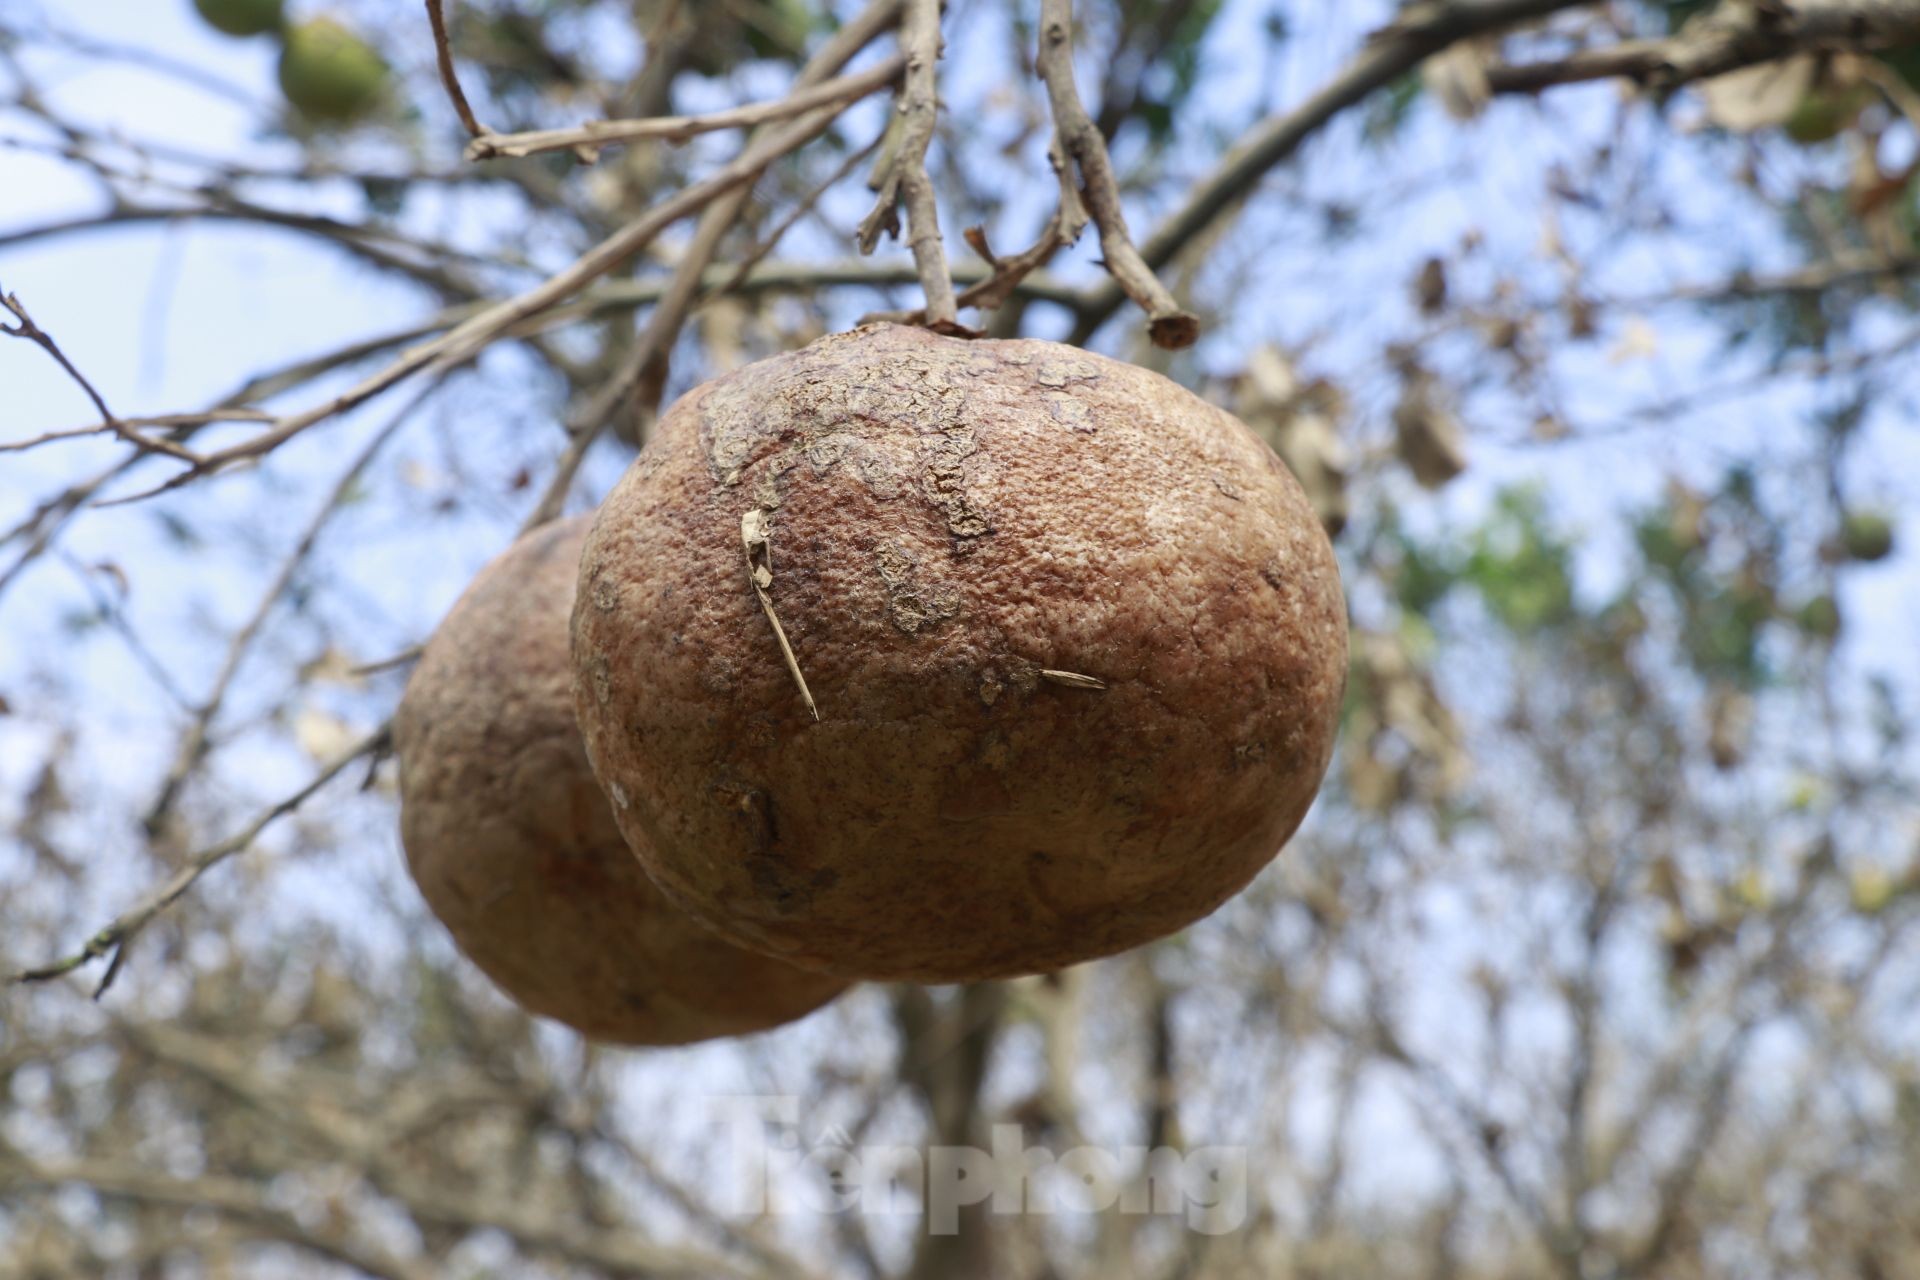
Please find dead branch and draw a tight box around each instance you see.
[1486,0,1920,95]
[465,54,906,162]
[142,380,440,834]
[1,288,196,462]
[1,408,270,455]
[9,724,390,996]
[0,1156,437,1280]
[107,99,867,504]
[861,142,1088,326]
[522,0,907,522]
[1035,0,1197,350]
[425,0,489,139]
[1070,0,1592,344]
[858,0,959,331]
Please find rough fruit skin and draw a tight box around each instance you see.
[395,515,846,1044]
[194,0,283,37]
[278,18,386,123]
[572,324,1349,982]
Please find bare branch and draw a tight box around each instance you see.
[1,408,270,455]
[1,288,196,462]
[142,379,440,834]
[1035,0,1197,350]
[1071,0,1592,343]
[523,0,908,522]
[2,1156,437,1280]
[10,725,390,996]
[1487,0,1920,95]
[107,100,866,503]
[860,127,1091,328]
[859,0,961,331]
[425,0,490,139]
[465,55,906,162]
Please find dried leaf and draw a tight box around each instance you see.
[1423,39,1494,121]
[1698,55,1816,132]
[1392,370,1468,489]
[294,707,358,762]
[1236,346,1352,534]
[1608,316,1660,364]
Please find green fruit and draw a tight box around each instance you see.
[194,0,283,37]
[1841,511,1896,563]
[1795,594,1842,639]
[1660,0,1711,34]
[742,0,812,60]
[1880,44,1920,93]
[1849,865,1894,915]
[278,18,387,124]
[1783,88,1870,144]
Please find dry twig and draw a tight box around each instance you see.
[1069,0,1590,344]
[11,725,390,996]
[2,288,197,462]
[1035,0,1197,350]
[465,55,906,162]
[857,0,960,331]
[1486,0,1920,94]
[741,508,819,721]
[425,0,489,139]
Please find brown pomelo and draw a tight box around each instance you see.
[572,324,1348,982]
[394,515,847,1044]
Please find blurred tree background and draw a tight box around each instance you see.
[3,0,1920,1276]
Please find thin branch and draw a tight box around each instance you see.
[862,140,1088,327]
[1070,0,1591,343]
[2,1157,436,1280]
[1,288,196,462]
[859,0,960,331]
[521,0,906,524]
[425,0,489,139]
[1,409,271,455]
[106,100,868,503]
[1486,0,1920,95]
[710,128,892,299]
[9,725,390,996]
[142,379,439,834]
[465,55,906,162]
[1035,0,1197,349]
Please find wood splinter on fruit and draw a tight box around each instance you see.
[741,507,820,720]
[1040,669,1107,690]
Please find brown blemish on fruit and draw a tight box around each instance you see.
[875,540,960,634]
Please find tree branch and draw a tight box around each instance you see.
[1036,0,1197,350]
[425,0,489,139]
[859,0,960,331]
[1,288,195,462]
[9,725,390,996]
[141,380,438,834]
[1071,0,1592,343]
[1487,0,1920,95]
[465,54,905,162]
[110,100,865,502]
